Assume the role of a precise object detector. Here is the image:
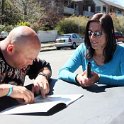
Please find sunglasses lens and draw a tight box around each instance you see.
[88,31,92,36]
[88,31,102,37]
[95,32,102,36]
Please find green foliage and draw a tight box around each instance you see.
[0,25,5,32]
[17,21,30,27]
[55,20,78,34]
[0,25,14,32]
[3,25,14,32]
[1,0,124,34]
[112,15,124,33]
[31,22,41,32]
[116,16,124,33]
[1,0,23,25]
[56,15,124,35]
[55,16,88,35]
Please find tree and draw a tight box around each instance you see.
[37,0,63,30]
[1,0,5,24]
[10,0,44,23]
[0,0,63,31]
[0,0,23,25]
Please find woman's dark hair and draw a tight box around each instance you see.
[84,13,117,63]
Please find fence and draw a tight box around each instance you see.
[37,30,58,42]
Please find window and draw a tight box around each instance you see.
[72,34,77,38]
[95,6,101,12]
[103,6,106,13]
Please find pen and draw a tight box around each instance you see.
[87,62,91,78]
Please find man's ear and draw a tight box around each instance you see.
[7,44,14,54]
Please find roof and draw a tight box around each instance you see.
[100,0,124,10]
[72,0,83,2]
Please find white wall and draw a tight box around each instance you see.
[37,30,58,42]
[93,0,107,13]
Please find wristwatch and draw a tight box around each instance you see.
[39,72,48,80]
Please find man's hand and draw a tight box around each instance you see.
[32,75,50,98]
[10,85,35,104]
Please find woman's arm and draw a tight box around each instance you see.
[58,43,86,83]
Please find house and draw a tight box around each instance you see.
[63,0,124,16]
[64,0,84,15]
[94,0,124,16]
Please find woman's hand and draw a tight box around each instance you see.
[76,71,99,87]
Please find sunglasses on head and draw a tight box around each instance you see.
[88,30,102,37]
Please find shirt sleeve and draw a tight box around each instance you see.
[58,43,86,84]
[98,74,124,86]
[99,61,124,86]
[27,58,52,79]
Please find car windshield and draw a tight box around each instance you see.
[59,35,71,38]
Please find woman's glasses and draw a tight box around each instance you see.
[88,30,102,37]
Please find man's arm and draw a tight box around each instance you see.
[38,67,52,80]
[27,58,52,80]
[0,84,11,97]
[27,58,52,98]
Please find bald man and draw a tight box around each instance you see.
[0,26,52,110]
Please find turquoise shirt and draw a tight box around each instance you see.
[58,43,124,86]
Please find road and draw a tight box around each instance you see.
[38,49,79,79]
[25,49,77,85]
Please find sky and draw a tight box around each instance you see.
[108,0,124,7]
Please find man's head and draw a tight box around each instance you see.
[0,26,41,69]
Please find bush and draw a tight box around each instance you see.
[55,16,88,35]
[4,25,14,32]
[17,21,30,27]
[55,20,78,34]
[66,16,88,35]
[0,25,14,33]
[116,16,124,33]
[112,15,124,33]
[56,15,124,35]
[0,25,5,32]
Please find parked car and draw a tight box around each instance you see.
[0,31,8,41]
[55,33,84,50]
[114,31,124,42]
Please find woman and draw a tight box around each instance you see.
[58,13,124,87]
